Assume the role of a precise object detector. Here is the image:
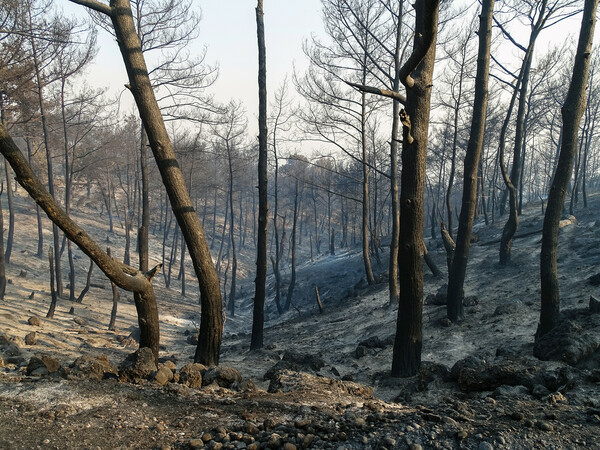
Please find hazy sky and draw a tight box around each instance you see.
[59,0,325,135]
[57,0,593,140]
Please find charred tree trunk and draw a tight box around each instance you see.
[392,0,440,378]
[46,246,58,319]
[3,162,14,264]
[107,248,120,331]
[76,258,94,303]
[251,0,269,351]
[446,0,494,322]
[285,179,300,311]
[1,124,161,362]
[537,0,598,340]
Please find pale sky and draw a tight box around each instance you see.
[59,0,325,136]
[57,0,593,142]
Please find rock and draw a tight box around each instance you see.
[590,296,600,313]
[455,358,543,392]
[179,363,206,389]
[188,438,205,448]
[18,270,27,278]
[264,350,326,380]
[463,295,478,307]
[0,333,10,347]
[27,355,61,375]
[3,343,21,357]
[358,336,385,349]
[70,355,118,381]
[493,304,519,316]
[10,336,25,347]
[589,273,600,286]
[302,434,315,448]
[354,345,368,359]
[536,421,554,431]
[267,369,373,398]
[558,215,577,229]
[202,366,242,388]
[531,384,551,399]
[478,442,494,450]
[154,365,174,386]
[28,316,42,327]
[282,443,296,450]
[24,332,37,346]
[118,348,157,382]
[425,284,447,305]
[73,317,88,327]
[533,317,600,365]
[186,334,199,345]
[492,384,530,399]
[450,355,485,380]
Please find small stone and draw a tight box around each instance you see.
[243,423,259,436]
[263,418,276,430]
[478,442,494,450]
[24,332,37,346]
[384,436,396,447]
[267,433,281,449]
[456,430,468,440]
[28,316,42,327]
[302,434,315,448]
[408,444,422,450]
[202,433,213,443]
[354,417,366,428]
[188,439,204,449]
[247,444,259,450]
[283,443,296,450]
[536,421,554,432]
[73,317,88,326]
[511,412,525,421]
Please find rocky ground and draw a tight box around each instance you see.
[0,190,599,449]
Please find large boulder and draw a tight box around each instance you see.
[27,355,61,376]
[179,363,206,389]
[118,348,157,382]
[154,365,175,386]
[268,369,373,399]
[533,309,600,366]
[202,366,242,388]
[69,355,118,380]
[451,355,545,393]
[264,350,326,380]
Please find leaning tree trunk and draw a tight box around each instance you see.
[537,0,598,340]
[0,123,162,362]
[251,0,269,351]
[76,0,224,365]
[446,0,494,322]
[392,0,440,378]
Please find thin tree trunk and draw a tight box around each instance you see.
[251,0,269,351]
[285,180,300,311]
[107,248,120,331]
[3,162,14,264]
[46,246,58,319]
[446,0,494,322]
[76,258,94,303]
[537,0,598,340]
